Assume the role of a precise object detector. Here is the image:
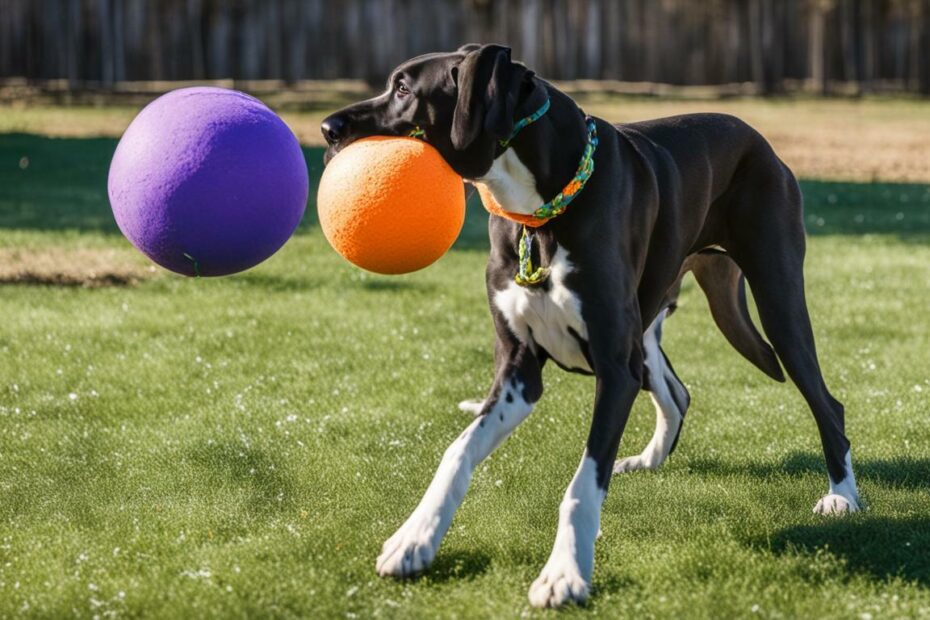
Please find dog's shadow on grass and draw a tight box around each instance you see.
[187,441,295,516]
[691,451,930,585]
[773,453,930,586]
[228,272,438,293]
[230,272,326,292]
[770,515,930,586]
[420,549,493,583]
[686,451,930,491]
[353,278,438,293]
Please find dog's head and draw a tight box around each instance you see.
[321,44,547,179]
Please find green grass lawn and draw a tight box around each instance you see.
[1,130,930,619]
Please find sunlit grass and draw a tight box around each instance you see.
[1,122,929,618]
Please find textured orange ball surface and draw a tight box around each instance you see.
[317,137,465,274]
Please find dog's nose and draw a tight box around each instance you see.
[321,115,349,145]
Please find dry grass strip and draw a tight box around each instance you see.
[0,247,158,288]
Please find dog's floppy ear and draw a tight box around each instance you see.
[451,44,523,151]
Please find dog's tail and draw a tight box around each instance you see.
[688,250,786,382]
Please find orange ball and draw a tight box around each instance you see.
[317,137,465,274]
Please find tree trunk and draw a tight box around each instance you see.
[67,0,81,87]
[187,0,204,80]
[840,0,858,93]
[908,0,922,91]
[112,0,125,81]
[749,0,766,91]
[521,0,542,72]
[861,0,876,91]
[921,0,930,95]
[146,0,162,81]
[809,1,827,93]
[583,0,602,79]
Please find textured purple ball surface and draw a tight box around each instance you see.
[108,87,308,277]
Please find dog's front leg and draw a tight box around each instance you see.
[376,342,543,578]
[529,316,642,608]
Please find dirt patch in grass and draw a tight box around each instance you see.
[0,247,158,287]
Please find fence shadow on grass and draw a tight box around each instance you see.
[799,180,930,243]
[2,134,929,249]
[1,133,121,233]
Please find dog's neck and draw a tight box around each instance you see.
[470,149,543,215]
[470,87,589,217]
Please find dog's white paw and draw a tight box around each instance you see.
[376,514,440,578]
[457,399,485,416]
[528,558,590,608]
[813,493,860,515]
[612,452,660,474]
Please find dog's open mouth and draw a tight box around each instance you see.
[323,136,367,165]
[323,144,340,165]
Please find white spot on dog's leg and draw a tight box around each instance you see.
[813,450,861,514]
[614,311,684,473]
[528,455,604,608]
[377,382,533,578]
[457,399,485,416]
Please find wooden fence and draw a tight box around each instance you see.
[1,0,929,94]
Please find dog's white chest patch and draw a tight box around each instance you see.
[494,246,591,372]
[470,148,545,216]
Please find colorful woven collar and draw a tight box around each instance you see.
[479,116,598,228]
[478,116,599,286]
[498,98,550,150]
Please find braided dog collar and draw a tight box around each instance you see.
[498,98,551,150]
[479,116,599,286]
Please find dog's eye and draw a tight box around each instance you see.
[396,81,411,97]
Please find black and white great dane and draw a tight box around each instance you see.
[320,44,860,608]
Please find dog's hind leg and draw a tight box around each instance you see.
[690,250,785,381]
[732,171,859,514]
[376,341,543,578]
[612,308,690,473]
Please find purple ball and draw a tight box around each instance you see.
[108,87,308,277]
